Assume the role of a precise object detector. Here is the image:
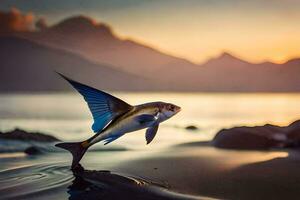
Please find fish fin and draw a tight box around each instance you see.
[56,73,133,133]
[145,124,159,144]
[134,114,157,124]
[103,134,123,145]
[55,141,88,169]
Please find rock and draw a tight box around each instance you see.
[24,146,42,155]
[185,125,199,131]
[212,120,300,150]
[0,128,60,142]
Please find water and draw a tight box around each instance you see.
[1,93,300,146]
[1,93,300,200]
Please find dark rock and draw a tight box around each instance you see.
[185,125,199,131]
[24,146,42,155]
[212,120,300,150]
[213,127,280,149]
[0,128,60,142]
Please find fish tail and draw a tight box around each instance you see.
[55,141,89,169]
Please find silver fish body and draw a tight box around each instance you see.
[88,102,175,145]
[54,74,181,169]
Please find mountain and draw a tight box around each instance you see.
[0,36,158,92]
[22,16,195,78]
[196,53,300,92]
[2,13,300,92]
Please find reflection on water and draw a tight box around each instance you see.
[0,161,204,200]
[68,164,202,200]
[0,146,297,200]
[0,152,25,159]
[0,163,72,200]
[235,151,289,164]
[170,145,290,169]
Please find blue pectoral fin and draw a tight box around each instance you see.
[57,73,133,133]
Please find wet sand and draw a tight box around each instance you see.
[1,142,300,200]
[111,142,300,200]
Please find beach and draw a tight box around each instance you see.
[1,141,300,200]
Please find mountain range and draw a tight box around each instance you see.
[1,14,300,92]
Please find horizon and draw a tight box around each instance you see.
[1,1,300,64]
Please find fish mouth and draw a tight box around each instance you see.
[175,106,181,113]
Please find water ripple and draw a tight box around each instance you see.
[0,163,210,200]
[0,164,73,200]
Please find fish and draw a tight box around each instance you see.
[55,73,181,169]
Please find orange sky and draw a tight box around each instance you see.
[1,0,300,64]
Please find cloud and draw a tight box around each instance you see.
[0,7,35,34]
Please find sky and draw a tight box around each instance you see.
[1,0,300,64]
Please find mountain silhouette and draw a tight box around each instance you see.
[1,12,300,92]
[0,36,158,92]
[23,16,195,77]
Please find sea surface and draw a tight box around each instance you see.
[1,93,300,146]
[1,93,300,200]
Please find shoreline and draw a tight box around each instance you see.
[1,138,300,199]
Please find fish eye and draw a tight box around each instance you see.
[168,104,175,111]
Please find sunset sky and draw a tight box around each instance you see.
[2,0,300,64]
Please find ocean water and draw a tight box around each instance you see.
[1,93,300,200]
[1,93,300,149]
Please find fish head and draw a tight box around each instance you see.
[159,102,181,121]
